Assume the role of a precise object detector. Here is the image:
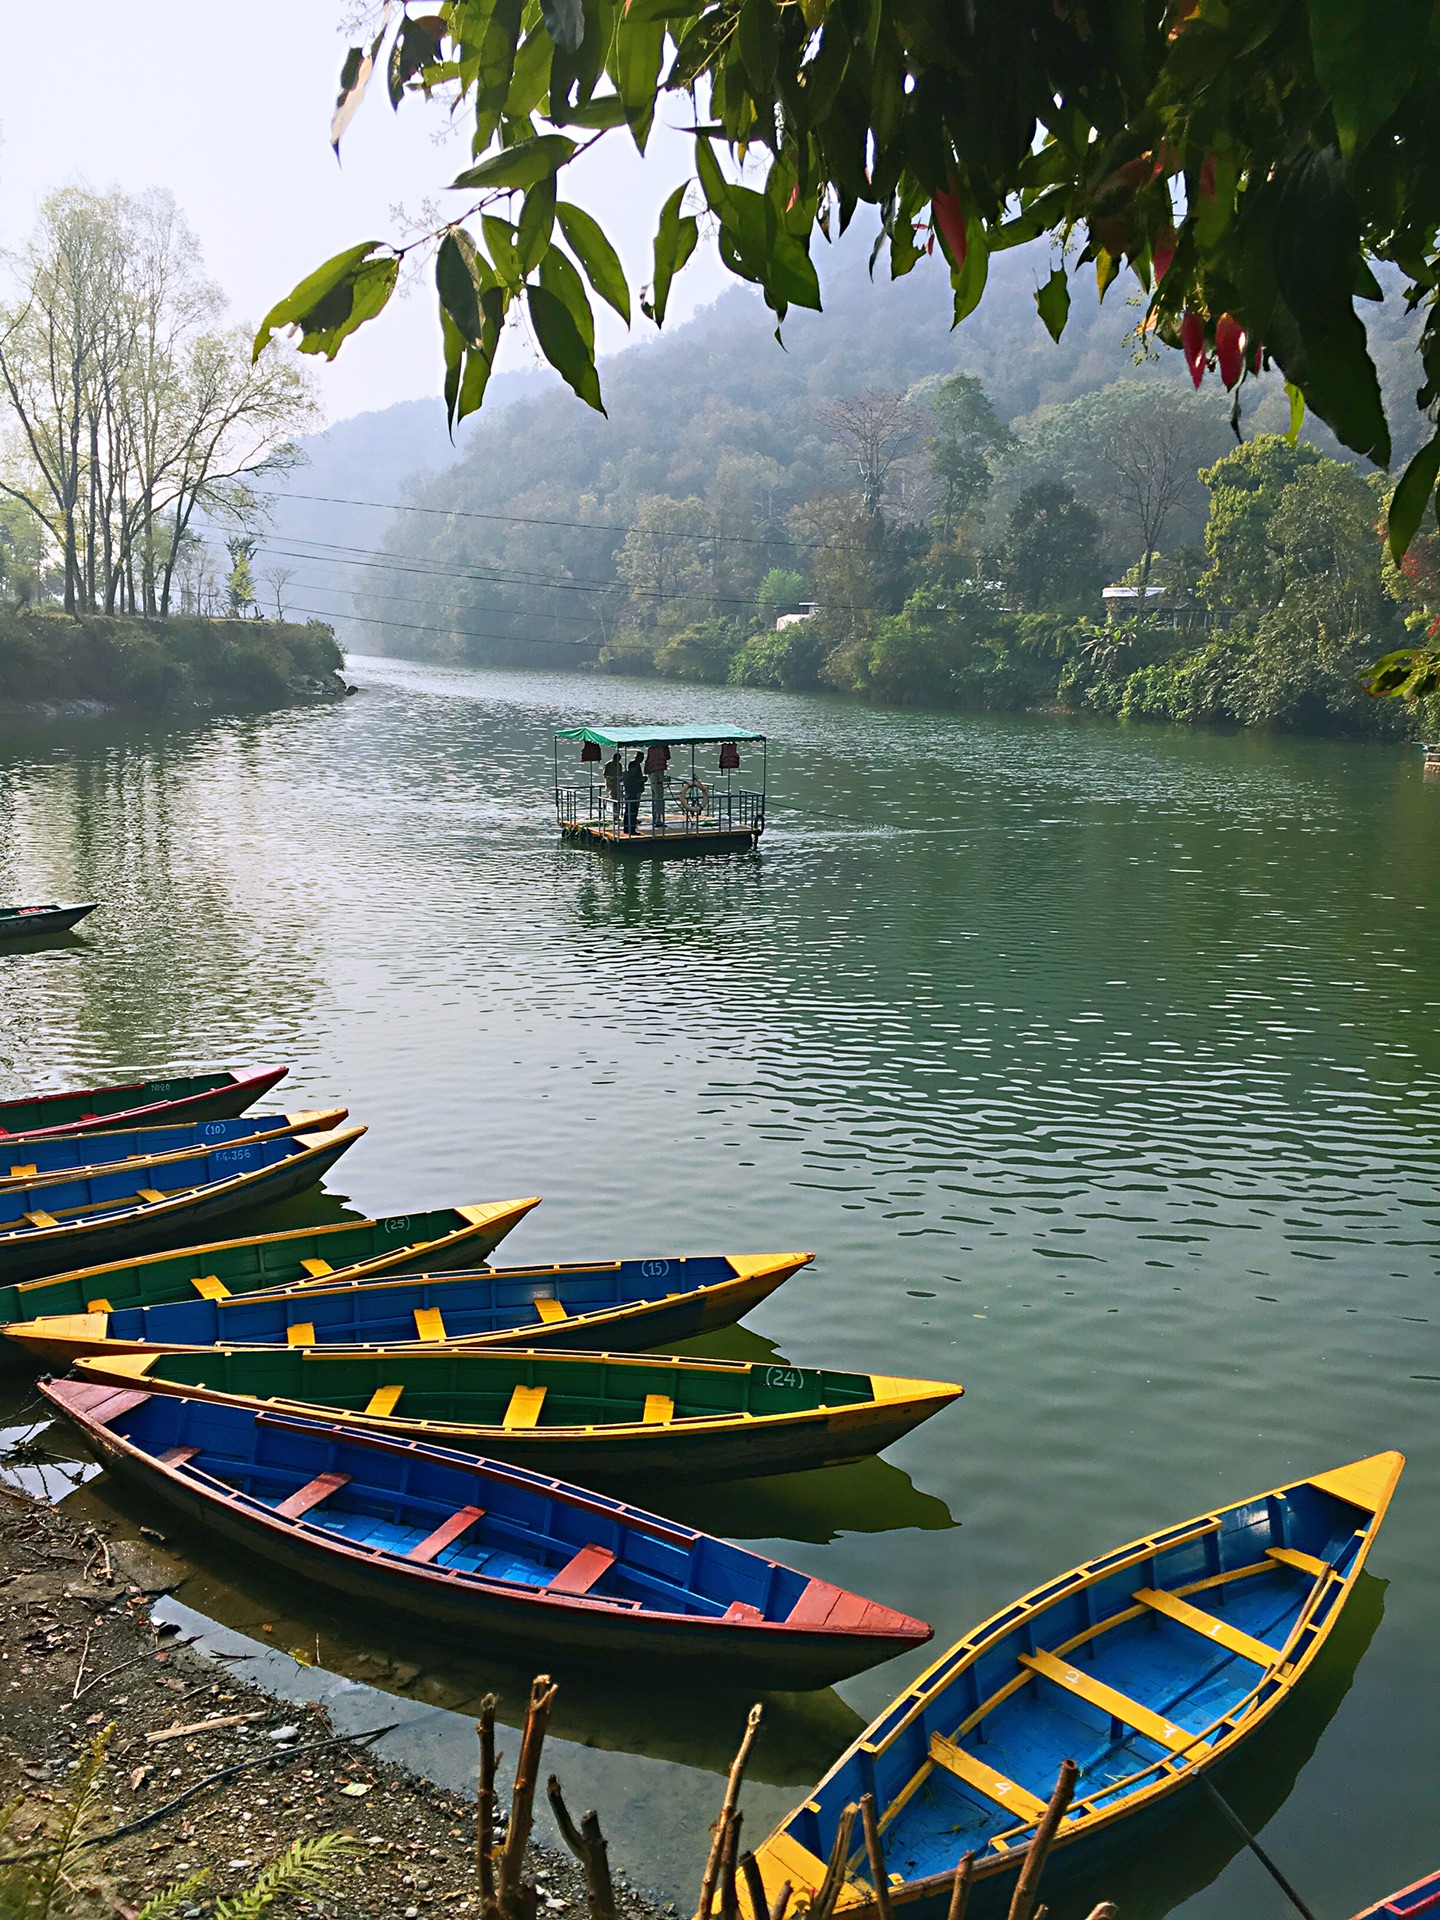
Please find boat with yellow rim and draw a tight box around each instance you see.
[0,1109,348,1191]
[0,1198,540,1345]
[4,1250,811,1368]
[69,1344,962,1484]
[750,1452,1403,1919]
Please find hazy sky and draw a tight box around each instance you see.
[0,1,730,426]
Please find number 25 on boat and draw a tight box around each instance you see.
[751,1452,1403,1919]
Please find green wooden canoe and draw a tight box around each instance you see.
[73,1345,964,1484]
[0,1067,287,1143]
[0,1198,539,1337]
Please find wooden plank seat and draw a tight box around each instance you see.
[160,1445,200,1466]
[533,1297,568,1324]
[136,1188,168,1203]
[8,1164,37,1178]
[299,1258,334,1277]
[365,1385,404,1417]
[1134,1587,1279,1668]
[286,1323,316,1347]
[274,1471,351,1521]
[191,1274,230,1300]
[723,1601,765,1623]
[642,1394,674,1425]
[23,1210,58,1228]
[413,1307,446,1341]
[1018,1650,1213,1757]
[547,1543,615,1595]
[406,1505,485,1565]
[503,1384,546,1429]
[1267,1545,1329,1578]
[928,1733,1050,1823]
[86,1298,113,1313]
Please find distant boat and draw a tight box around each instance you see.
[0,1198,540,1344]
[41,1378,933,1687]
[0,902,98,941]
[750,1452,1404,1920]
[0,1123,365,1285]
[3,1250,811,1368]
[0,1067,288,1144]
[0,1109,348,1191]
[70,1343,963,1483]
[1351,1870,1440,1918]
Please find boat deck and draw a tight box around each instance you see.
[562,821,760,856]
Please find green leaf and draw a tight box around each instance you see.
[616,18,665,147]
[539,245,596,352]
[527,284,605,410]
[389,15,448,107]
[644,182,698,326]
[693,135,730,216]
[556,202,631,323]
[1387,430,1440,561]
[552,92,629,128]
[436,229,486,343]
[517,177,557,274]
[331,45,373,152]
[1307,0,1433,159]
[252,244,397,362]
[482,212,524,289]
[503,32,555,120]
[950,216,989,325]
[450,133,576,191]
[1035,266,1070,343]
[540,0,584,54]
[1284,379,1306,445]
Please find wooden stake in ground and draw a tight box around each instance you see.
[547,1774,617,1920]
[694,1704,763,1920]
[859,1795,893,1920]
[718,1808,743,1920]
[477,1694,499,1919]
[739,1850,772,1920]
[1005,1759,1078,1920]
[808,1803,859,1920]
[946,1852,975,1920]
[497,1674,558,1920]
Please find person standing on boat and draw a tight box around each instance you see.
[603,749,623,829]
[622,753,646,834]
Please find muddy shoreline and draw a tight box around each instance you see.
[0,1482,672,1919]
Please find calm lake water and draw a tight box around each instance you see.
[2,655,1439,1916]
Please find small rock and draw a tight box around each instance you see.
[268,1726,301,1744]
[391,1662,421,1687]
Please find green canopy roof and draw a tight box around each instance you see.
[554,725,766,747]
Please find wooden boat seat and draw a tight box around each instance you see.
[1134,1587,1279,1668]
[548,1544,615,1595]
[8,1164,36,1178]
[275,1471,351,1521]
[365,1385,404,1417]
[286,1323,316,1347]
[135,1189,168,1203]
[1266,1545,1328,1578]
[723,1601,765,1623]
[503,1384,546,1429]
[642,1394,674,1425]
[190,1274,230,1301]
[413,1307,446,1341]
[86,1298,113,1313]
[23,1211,58,1228]
[300,1258,334,1277]
[533,1297,568,1324]
[160,1445,200,1466]
[1019,1650,1212,1757]
[406,1505,485,1564]
[928,1733,1050,1823]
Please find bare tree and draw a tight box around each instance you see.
[1103,392,1200,592]
[263,563,296,620]
[822,392,915,517]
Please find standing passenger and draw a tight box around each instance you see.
[622,753,646,834]
[603,749,623,827]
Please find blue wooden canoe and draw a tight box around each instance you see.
[0,1109,348,1190]
[0,1123,365,1285]
[0,1067,287,1144]
[4,1251,810,1368]
[40,1377,932,1687]
[0,902,98,940]
[1353,1872,1440,1918]
[751,1453,1403,1919]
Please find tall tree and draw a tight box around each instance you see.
[924,373,1012,539]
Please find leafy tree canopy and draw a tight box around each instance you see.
[261,0,1440,562]
[995,481,1106,612]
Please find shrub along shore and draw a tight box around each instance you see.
[0,613,349,716]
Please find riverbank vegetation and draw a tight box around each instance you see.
[0,611,346,714]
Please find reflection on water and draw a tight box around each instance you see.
[3,661,1440,1914]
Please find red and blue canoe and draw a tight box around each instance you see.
[0,1067,288,1144]
[1353,1873,1440,1918]
[41,1377,932,1688]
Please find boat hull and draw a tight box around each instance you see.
[1350,1870,1440,1919]
[0,902,98,940]
[0,1067,287,1143]
[43,1381,931,1688]
[72,1348,962,1484]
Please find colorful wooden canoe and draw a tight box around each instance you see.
[0,902,98,940]
[0,1109,349,1191]
[751,1453,1404,1919]
[1353,1872,1440,1918]
[5,1250,810,1368]
[0,1199,540,1355]
[70,1345,963,1483]
[0,1067,287,1144]
[40,1378,932,1686]
[0,1124,365,1285]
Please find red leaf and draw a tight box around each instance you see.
[1152,227,1177,285]
[1181,310,1207,388]
[1215,311,1246,389]
[1198,153,1217,201]
[931,188,967,271]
